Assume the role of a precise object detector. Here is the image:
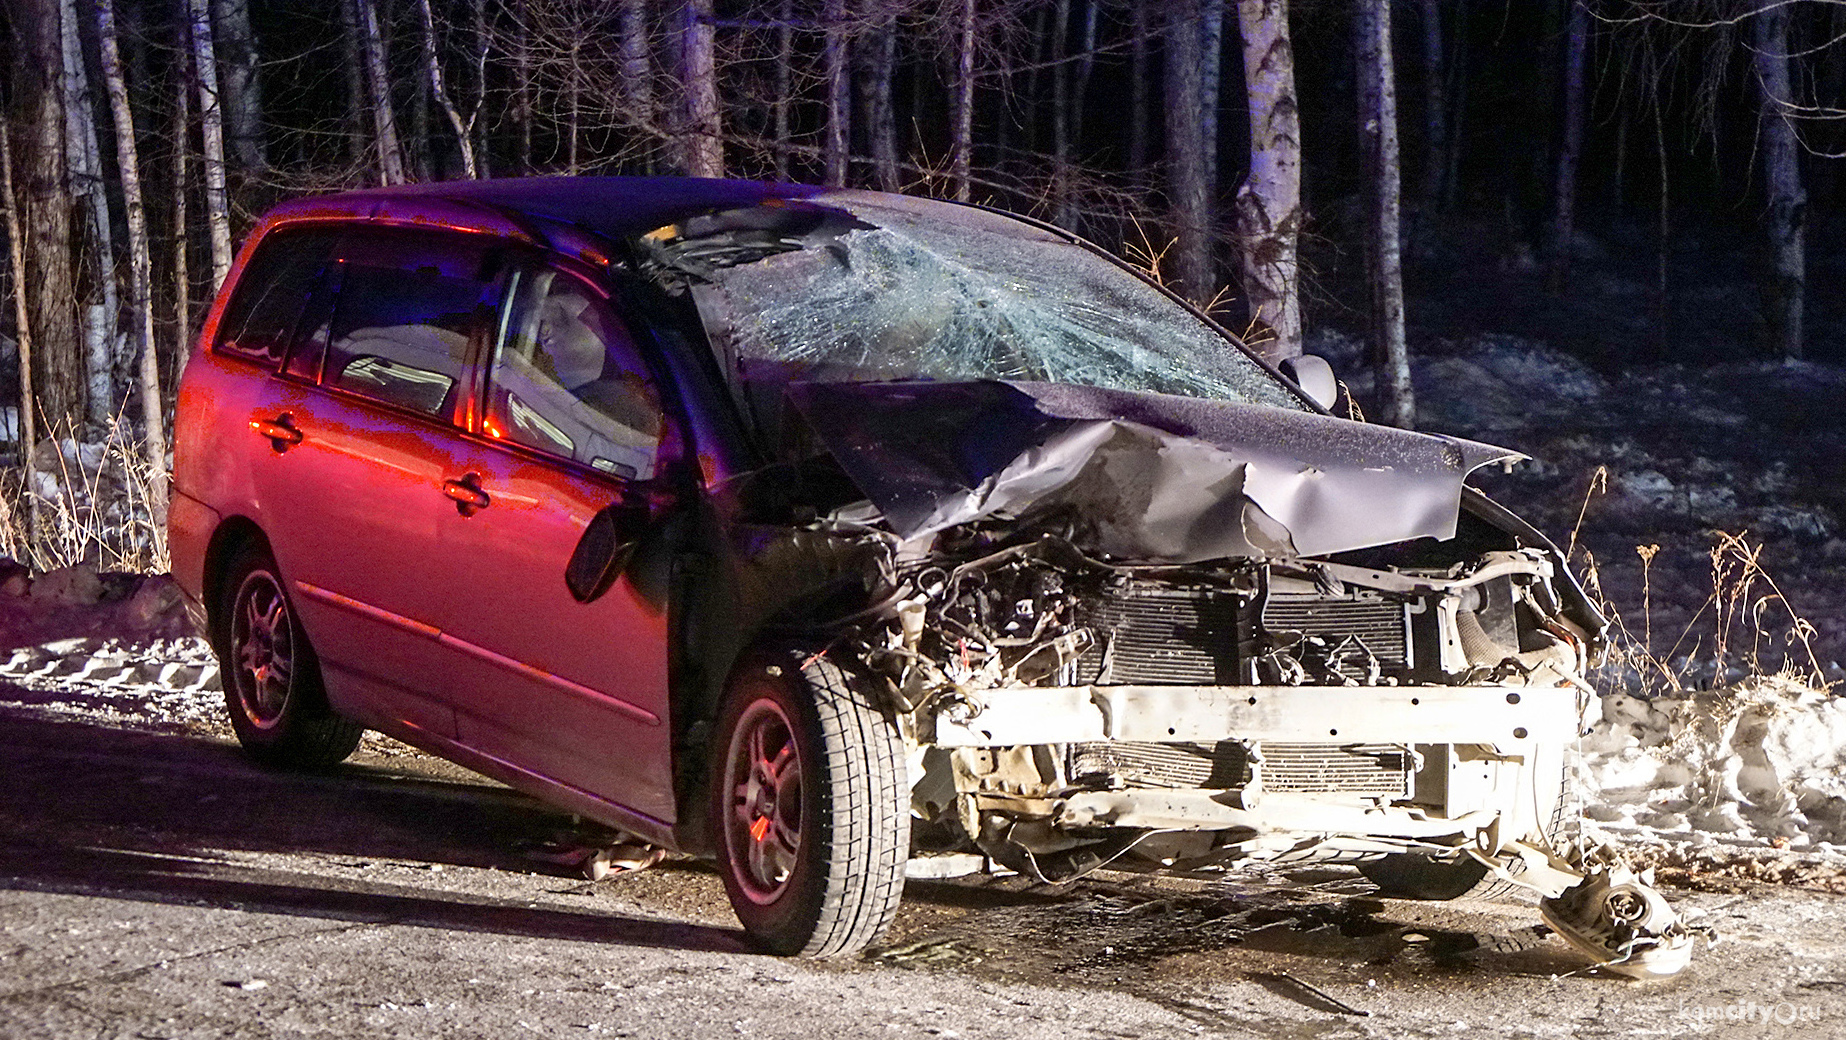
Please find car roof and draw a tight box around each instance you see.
[259,176,832,257]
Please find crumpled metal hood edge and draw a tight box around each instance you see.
[787,380,1525,563]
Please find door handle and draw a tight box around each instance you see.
[250,415,303,452]
[442,473,491,515]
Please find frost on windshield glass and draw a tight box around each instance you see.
[706,199,1305,411]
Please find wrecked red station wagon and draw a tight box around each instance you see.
[169,177,1698,972]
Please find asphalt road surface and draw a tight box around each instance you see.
[0,698,1842,1039]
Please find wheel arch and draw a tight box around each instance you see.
[202,517,273,643]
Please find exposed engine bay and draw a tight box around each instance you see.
[791,512,1707,977]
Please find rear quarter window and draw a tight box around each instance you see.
[302,228,506,420]
[213,227,342,367]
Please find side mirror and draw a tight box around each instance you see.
[1279,354,1339,411]
[565,494,650,603]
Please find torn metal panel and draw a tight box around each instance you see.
[787,380,1524,563]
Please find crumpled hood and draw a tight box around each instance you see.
[786,380,1525,563]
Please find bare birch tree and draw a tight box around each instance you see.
[950,0,976,200]
[1233,0,1303,362]
[61,0,120,426]
[824,0,852,186]
[418,0,482,178]
[189,0,235,291]
[96,0,169,520]
[676,0,723,176]
[212,0,267,171]
[1753,1,1805,359]
[357,0,410,185]
[1355,0,1413,427]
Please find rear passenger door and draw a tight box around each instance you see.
[246,226,506,740]
[432,260,680,826]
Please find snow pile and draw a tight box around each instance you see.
[1580,680,1846,848]
[1,557,220,730]
[0,635,223,729]
[1574,681,1846,887]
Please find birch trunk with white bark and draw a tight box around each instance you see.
[1356,0,1413,428]
[356,0,409,186]
[189,0,235,290]
[676,0,723,177]
[1754,2,1806,360]
[61,0,119,427]
[951,0,975,201]
[1233,0,1302,362]
[417,0,479,178]
[824,0,851,187]
[96,0,169,521]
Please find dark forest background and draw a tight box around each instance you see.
[0,0,1841,465]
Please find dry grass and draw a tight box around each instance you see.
[1566,468,1831,699]
[0,417,168,575]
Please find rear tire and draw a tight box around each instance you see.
[711,654,908,957]
[215,542,363,769]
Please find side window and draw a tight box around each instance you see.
[484,267,667,480]
[213,228,340,367]
[320,230,501,419]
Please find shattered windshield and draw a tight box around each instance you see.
[676,193,1307,411]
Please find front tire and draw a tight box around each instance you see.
[711,655,908,957]
[215,542,363,769]
[1361,746,1576,900]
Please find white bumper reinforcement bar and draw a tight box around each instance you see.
[927,684,1578,747]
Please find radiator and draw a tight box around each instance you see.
[1260,592,1411,680]
[1258,742,1415,798]
[1072,581,1246,685]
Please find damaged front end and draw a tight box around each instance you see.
[645,191,1703,974]
[749,381,1699,975]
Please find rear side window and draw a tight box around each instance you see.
[313,229,503,420]
[213,227,341,366]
